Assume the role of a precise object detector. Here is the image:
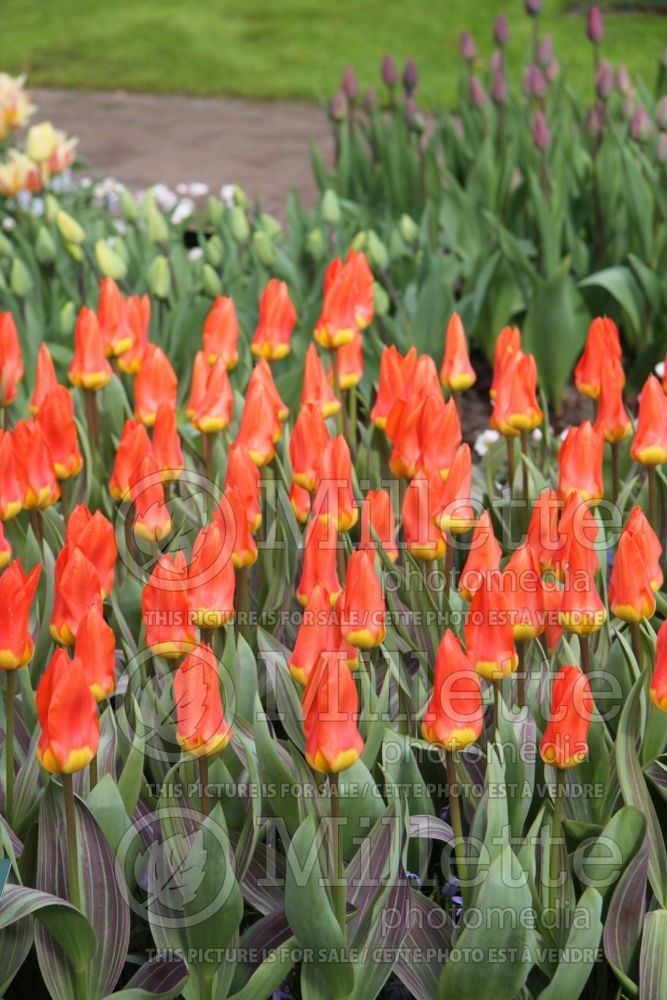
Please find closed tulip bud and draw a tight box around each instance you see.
[492,351,543,435]
[205,233,224,267]
[625,505,663,592]
[304,650,364,773]
[616,64,632,96]
[98,276,135,357]
[532,110,550,150]
[313,435,358,532]
[252,230,276,269]
[201,263,221,298]
[399,213,419,245]
[95,238,127,280]
[382,53,398,88]
[249,354,289,422]
[225,442,261,531]
[435,444,475,535]
[289,582,336,685]
[149,254,171,299]
[469,76,487,110]
[595,60,613,101]
[36,386,83,480]
[657,131,667,163]
[374,281,389,317]
[595,355,630,444]
[152,401,184,483]
[74,606,116,701]
[630,375,667,466]
[460,30,477,61]
[321,188,341,226]
[50,544,103,645]
[202,296,238,368]
[236,382,278,466]
[191,356,233,433]
[0,430,22,520]
[297,515,341,607]
[146,205,169,243]
[109,418,152,500]
[329,90,347,121]
[387,394,424,479]
[650,620,667,712]
[630,106,652,143]
[609,529,656,623]
[558,535,606,636]
[290,402,330,492]
[134,344,177,426]
[230,205,250,243]
[403,57,419,95]
[524,65,546,98]
[587,5,604,45]
[558,421,604,505]
[216,485,258,569]
[540,665,593,769]
[35,225,56,265]
[120,187,139,220]
[0,560,41,668]
[187,523,235,628]
[327,329,363,389]
[525,0,542,15]
[27,121,56,162]
[440,313,476,392]
[306,227,324,261]
[575,316,622,399]
[68,306,113,391]
[56,209,85,245]
[60,300,76,337]
[130,453,172,543]
[360,488,398,562]
[366,232,388,271]
[10,257,32,297]
[465,574,518,680]
[65,504,117,597]
[494,14,509,47]
[290,481,311,523]
[251,278,296,361]
[492,68,508,106]
[13,419,60,509]
[142,552,196,659]
[174,644,231,757]
[0,312,24,407]
[459,510,502,602]
[503,544,546,641]
[187,351,209,420]
[36,649,99,774]
[490,326,522,400]
[526,489,561,573]
[422,631,483,750]
[417,395,461,482]
[342,65,358,100]
[402,472,446,561]
[302,344,340,418]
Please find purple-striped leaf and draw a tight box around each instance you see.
[604,834,649,995]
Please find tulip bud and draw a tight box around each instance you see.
[374,281,389,317]
[525,0,542,15]
[492,67,508,106]
[202,263,223,297]
[494,14,509,47]
[616,64,632,96]
[382,53,398,88]
[422,631,483,750]
[205,234,224,267]
[524,64,546,98]
[540,666,593,769]
[306,227,324,260]
[596,60,613,100]
[364,87,378,112]
[35,225,56,266]
[119,187,139,221]
[630,106,652,143]
[0,234,11,257]
[26,121,56,163]
[657,132,667,164]
[587,5,604,45]
[252,230,276,268]
[321,188,341,226]
[95,238,127,280]
[532,110,550,150]
[44,194,59,224]
[230,205,250,243]
[56,209,85,245]
[469,76,487,109]
[366,231,388,270]
[60,300,76,337]
[342,66,358,100]
[403,57,419,95]
[232,185,248,209]
[650,620,667,712]
[147,255,169,299]
[329,90,347,121]
[208,195,224,225]
[586,106,603,138]
[10,258,32,297]
[399,213,419,245]
[460,30,477,62]
[146,205,169,243]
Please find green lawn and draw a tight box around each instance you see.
[0,0,664,105]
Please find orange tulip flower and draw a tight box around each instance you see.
[36,386,83,479]
[152,401,184,482]
[117,294,151,376]
[314,257,358,351]
[0,429,23,520]
[301,344,340,418]
[609,529,656,623]
[526,489,561,573]
[649,620,667,712]
[202,296,239,368]
[236,382,278,467]
[186,350,209,420]
[50,544,103,645]
[558,421,604,505]
[290,481,311,524]
[464,574,518,680]
[65,504,117,597]
[296,515,341,607]
[97,277,133,357]
[312,435,358,532]
[542,579,564,654]
[417,394,461,482]
[251,279,296,361]
[74,606,116,701]
[30,343,58,415]
[340,547,386,649]
[625,504,663,592]
[491,352,543,435]
[109,418,152,501]
[249,358,288,423]
[225,442,262,532]
[459,509,502,602]
[503,544,546,641]
[130,453,172,543]
[36,649,99,774]
[289,402,330,492]
[289,581,336,685]
[13,419,60,509]
[370,345,417,430]
[0,560,41,668]
[0,312,23,406]
[190,356,234,433]
[174,643,232,757]
[327,329,363,389]
[134,344,177,426]
[402,472,447,561]
[422,630,483,750]
[303,649,364,773]
[540,665,593,769]
[68,306,112,391]
[187,523,235,628]
[440,313,476,392]
[574,316,622,400]
[142,551,196,659]
[215,485,258,569]
[434,443,476,534]
[387,393,425,479]
[490,326,521,400]
[360,488,398,562]
[558,535,606,636]
[630,374,667,466]
[595,354,631,443]
[0,521,11,568]
[553,492,599,582]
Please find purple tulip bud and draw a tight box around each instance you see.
[537,34,553,68]
[382,53,398,88]
[491,49,503,74]
[657,131,667,163]
[405,97,425,133]
[403,57,419,95]
[621,95,635,121]
[469,75,487,109]
[595,60,613,101]
[545,58,560,83]
[629,106,652,143]
[523,64,546,98]
[364,87,378,112]
[587,6,604,45]
[494,14,509,47]
[459,30,477,62]
[342,66,358,100]
[657,96,667,131]
[532,110,550,150]
[616,65,632,96]
[525,0,542,16]
[585,106,603,137]
[491,68,508,106]
[329,90,347,121]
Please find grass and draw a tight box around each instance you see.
[0,0,664,106]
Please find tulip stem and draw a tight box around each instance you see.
[445,750,468,911]
[493,680,501,736]
[580,635,590,676]
[610,442,620,506]
[331,350,348,441]
[648,465,658,533]
[89,754,98,792]
[63,773,88,1000]
[506,435,515,496]
[517,640,526,709]
[443,532,454,599]
[199,755,209,817]
[630,622,642,672]
[348,383,357,449]
[5,670,15,828]
[29,509,44,552]
[236,566,250,643]
[330,773,346,936]
[83,388,99,454]
[549,768,565,921]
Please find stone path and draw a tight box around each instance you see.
[33,88,333,215]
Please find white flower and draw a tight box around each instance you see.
[2,216,16,230]
[656,361,665,379]
[474,429,500,457]
[187,246,204,262]
[531,428,543,442]
[220,183,236,207]
[171,198,195,225]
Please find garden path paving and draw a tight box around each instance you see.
[33,88,332,215]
